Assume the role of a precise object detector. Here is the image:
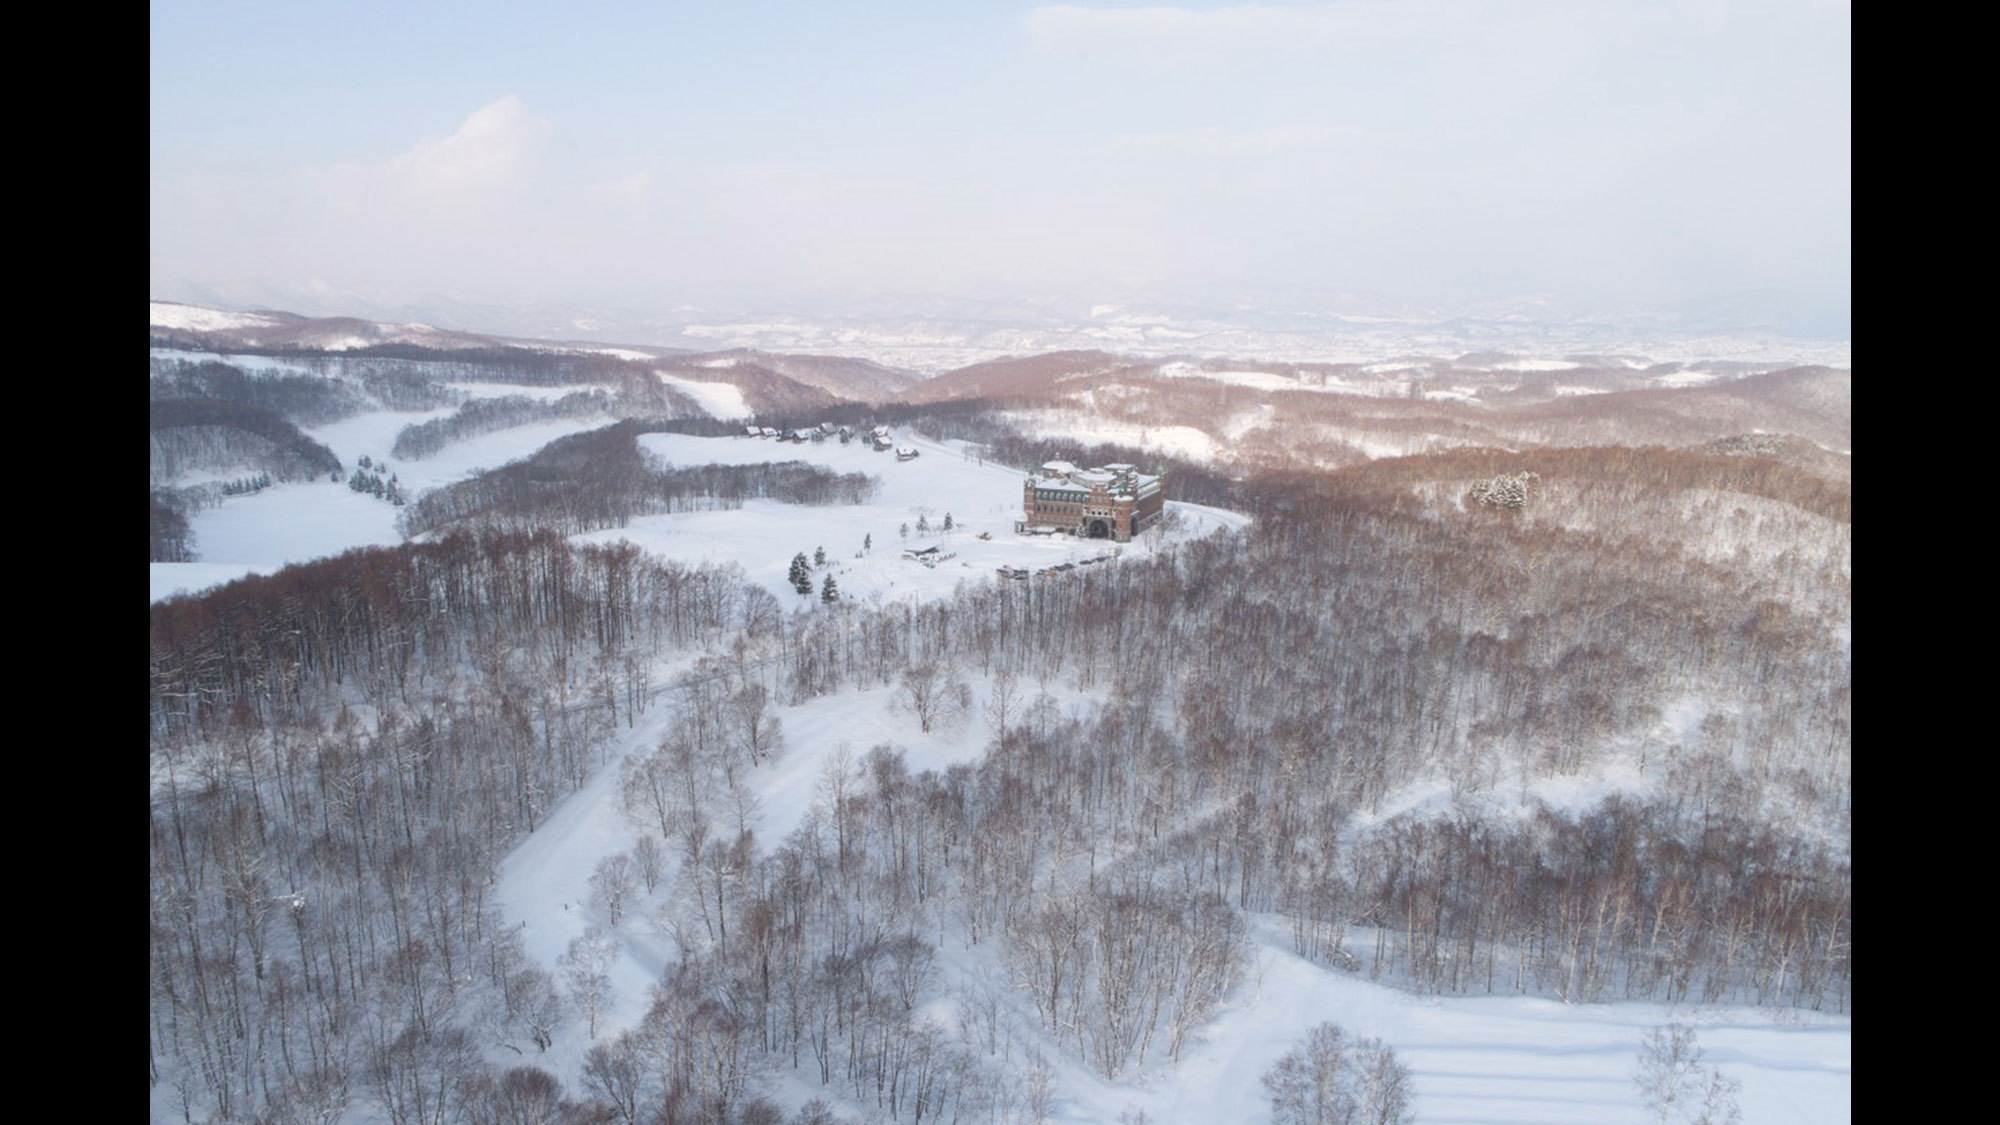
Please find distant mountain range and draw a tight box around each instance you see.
[153,299,1852,477]
[149,285,1850,375]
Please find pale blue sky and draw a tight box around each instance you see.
[151,1,1850,334]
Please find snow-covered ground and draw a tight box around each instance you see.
[493,651,1851,1125]
[148,376,1849,1122]
[1144,941,1849,1125]
[997,410,1224,466]
[151,401,620,602]
[152,415,1243,613]
[591,430,1245,607]
[149,345,322,375]
[1154,360,1414,399]
[654,371,751,419]
[477,418,1846,1122]
[150,301,282,333]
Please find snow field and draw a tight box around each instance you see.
[654,371,752,419]
[150,302,281,333]
[152,396,623,601]
[1000,410,1224,464]
[595,431,1246,608]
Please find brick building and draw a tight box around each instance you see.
[1017,460,1166,542]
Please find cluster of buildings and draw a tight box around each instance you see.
[735,425,1167,545]
[1017,460,1165,543]
[744,423,915,458]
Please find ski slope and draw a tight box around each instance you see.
[493,661,1851,1125]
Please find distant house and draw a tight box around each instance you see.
[895,446,919,461]
[1018,460,1165,542]
[745,424,762,437]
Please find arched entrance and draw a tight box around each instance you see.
[1087,518,1110,539]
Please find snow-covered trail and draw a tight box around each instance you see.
[490,679,699,1075]
[487,657,1850,1125]
[1045,931,1849,1125]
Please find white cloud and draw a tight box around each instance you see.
[310,95,552,223]
[389,94,551,195]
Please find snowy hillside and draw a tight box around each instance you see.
[149,308,1850,1125]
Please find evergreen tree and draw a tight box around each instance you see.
[820,574,839,604]
[942,512,954,532]
[790,552,814,595]
[917,514,930,535]
[864,533,872,552]
[814,545,827,567]
[900,523,909,540]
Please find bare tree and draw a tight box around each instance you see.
[502,966,564,1053]
[630,834,665,894]
[561,927,616,1039]
[590,853,637,925]
[1264,1022,1414,1125]
[729,683,784,767]
[1354,1036,1416,1125]
[985,668,1021,746]
[462,1065,565,1125]
[895,659,971,734]
[1634,1023,1739,1125]
[580,1031,648,1124]
[1024,1055,1057,1125]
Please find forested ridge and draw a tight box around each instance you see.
[395,422,882,538]
[151,393,1849,1123]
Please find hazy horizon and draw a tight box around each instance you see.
[152,1,1850,339]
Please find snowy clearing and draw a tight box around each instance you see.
[1155,361,1405,398]
[1488,358,1583,372]
[654,371,752,419]
[152,409,622,601]
[1001,411,1223,464]
[150,561,273,603]
[592,430,1245,606]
